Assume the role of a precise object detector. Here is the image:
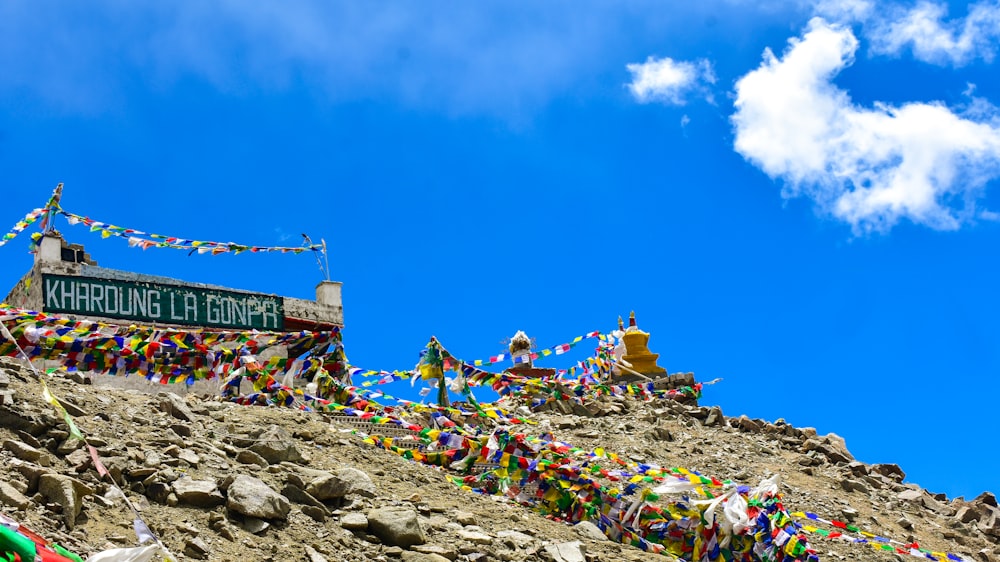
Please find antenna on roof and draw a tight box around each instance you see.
[321,238,331,282]
[302,234,331,281]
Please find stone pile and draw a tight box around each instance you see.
[0,357,997,562]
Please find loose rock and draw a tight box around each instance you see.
[544,541,587,562]
[158,392,196,422]
[306,467,376,500]
[226,474,290,520]
[172,476,224,508]
[38,473,93,529]
[249,425,303,464]
[340,512,369,531]
[367,507,426,548]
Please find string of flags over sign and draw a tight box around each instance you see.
[0,207,44,249]
[55,209,322,254]
[0,184,325,256]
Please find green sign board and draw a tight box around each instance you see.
[42,274,284,330]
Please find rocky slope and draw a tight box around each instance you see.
[1,357,997,562]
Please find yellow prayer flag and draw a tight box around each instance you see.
[40,380,83,441]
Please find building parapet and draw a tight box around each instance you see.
[3,233,342,331]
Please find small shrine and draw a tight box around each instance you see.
[619,311,667,377]
[507,330,556,378]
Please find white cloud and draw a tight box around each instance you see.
[626,56,716,105]
[732,17,1000,233]
[0,2,762,119]
[813,0,874,23]
[868,1,1000,65]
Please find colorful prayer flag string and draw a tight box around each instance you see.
[0,208,45,249]
[791,512,967,561]
[56,209,322,254]
[0,305,341,384]
[470,331,604,367]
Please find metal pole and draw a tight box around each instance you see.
[609,358,653,381]
[321,238,331,281]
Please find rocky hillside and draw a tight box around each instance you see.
[1,357,997,562]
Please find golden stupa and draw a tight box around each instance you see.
[620,311,666,376]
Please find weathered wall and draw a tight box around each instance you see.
[283,296,343,328]
[4,237,88,310]
[2,269,41,310]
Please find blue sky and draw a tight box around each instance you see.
[2,1,999,501]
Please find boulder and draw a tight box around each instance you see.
[871,463,905,482]
[840,479,868,494]
[38,473,93,529]
[409,545,456,560]
[975,492,999,508]
[543,541,587,562]
[340,512,369,531]
[573,520,607,541]
[3,438,48,464]
[305,546,329,562]
[979,506,1000,538]
[237,449,268,468]
[306,467,375,500]
[846,462,868,477]
[733,414,762,433]
[703,406,724,427]
[0,481,31,510]
[0,407,51,434]
[367,507,426,548]
[496,530,535,549]
[956,505,980,524]
[454,511,478,526]
[457,529,492,545]
[146,482,172,504]
[158,392,196,422]
[802,435,853,464]
[143,451,162,468]
[226,475,290,520]
[823,433,852,460]
[249,425,303,464]
[169,423,192,438]
[173,477,224,507]
[647,424,673,441]
[57,397,87,417]
[280,484,327,511]
[238,517,270,534]
[56,437,83,455]
[301,505,326,523]
[184,537,210,560]
[176,449,201,466]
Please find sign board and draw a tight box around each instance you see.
[42,274,284,330]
